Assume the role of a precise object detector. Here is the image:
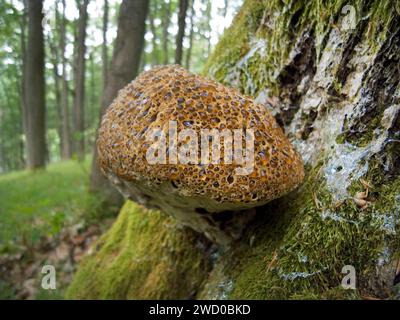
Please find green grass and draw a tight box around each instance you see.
[0,158,103,250]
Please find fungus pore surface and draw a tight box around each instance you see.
[97,65,304,245]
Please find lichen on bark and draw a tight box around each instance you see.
[68,0,400,300]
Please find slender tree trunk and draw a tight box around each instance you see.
[59,0,72,159]
[24,0,46,169]
[223,0,228,18]
[90,0,149,206]
[175,0,189,65]
[205,0,212,57]
[148,7,159,66]
[48,4,62,158]
[49,33,63,158]
[102,0,109,86]
[19,0,27,166]
[185,0,195,70]
[139,50,146,73]
[88,52,96,139]
[72,0,89,161]
[1,76,19,170]
[161,1,171,65]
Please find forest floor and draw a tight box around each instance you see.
[0,159,117,299]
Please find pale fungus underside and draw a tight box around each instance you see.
[97,65,304,245]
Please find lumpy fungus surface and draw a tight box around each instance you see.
[97,65,304,245]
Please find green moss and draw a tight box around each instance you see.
[335,133,347,145]
[341,113,383,147]
[204,0,399,97]
[198,163,400,299]
[66,201,210,299]
[203,0,265,82]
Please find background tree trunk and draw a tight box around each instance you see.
[148,5,159,66]
[202,0,212,58]
[185,0,195,70]
[223,0,228,18]
[72,0,89,161]
[19,0,27,166]
[102,0,109,86]
[175,0,189,65]
[24,0,46,169]
[90,0,149,206]
[59,0,71,159]
[48,3,63,158]
[48,32,62,158]
[161,1,171,65]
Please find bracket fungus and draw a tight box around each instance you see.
[97,65,304,245]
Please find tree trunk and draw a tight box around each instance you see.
[24,0,46,170]
[19,0,27,166]
[59,0,72,159]
[70,0,400,300]
[90,0,149,206]
[223,0,228,18]
[48,4,62,159]
[90,52,96,121]
[102,0,109,86]
[72,0,89,161]
[48,33,63,159]
[175,0,189,65]
[148,5,159,66]
[204,0,212,57]
[161,1,171,65]
[185,0,195,70]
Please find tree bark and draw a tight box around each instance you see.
[24,0,46,169]
[175,0,189,65]
[59,0,72,159]
[72,0,89,161]
[90,0,149,206]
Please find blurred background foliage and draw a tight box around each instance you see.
[0,0,242,173]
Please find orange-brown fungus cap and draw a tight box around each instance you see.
[97,65,304,244]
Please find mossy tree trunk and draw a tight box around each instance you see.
[69,0,400,300]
